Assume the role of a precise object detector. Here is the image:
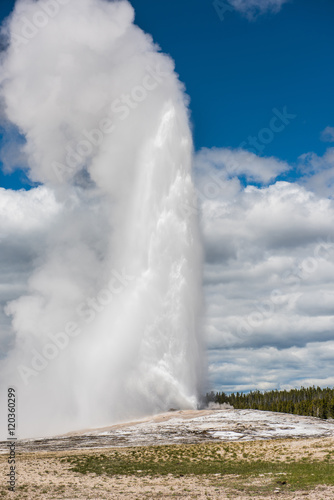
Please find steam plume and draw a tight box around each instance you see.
[0,0,203,438]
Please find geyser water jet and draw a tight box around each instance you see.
[0,0,204,438]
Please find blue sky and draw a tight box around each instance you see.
[131,0,334,165]
[1,0,334,189]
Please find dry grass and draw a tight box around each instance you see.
[1,437,334,499]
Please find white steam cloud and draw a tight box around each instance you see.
[0,0,204,438]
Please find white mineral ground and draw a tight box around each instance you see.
[2,408,334,453]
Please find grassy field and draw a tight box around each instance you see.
[63,439,334,495]
[1,437,334,498]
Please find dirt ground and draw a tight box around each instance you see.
[1,437,334,499]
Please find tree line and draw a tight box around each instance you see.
[205,386,334,419]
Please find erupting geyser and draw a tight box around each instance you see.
[0,0,204,438]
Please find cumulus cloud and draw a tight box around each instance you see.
[228,0,290,20]
[298,148,334,198]
[195,147,289,186]
[194,146,334,393]
[209,341,334,393]
[0,187,60,354]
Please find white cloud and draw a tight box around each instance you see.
[0,187,59,355]
[209,341,334,393]
[228,0,290,20]
[194,147,334,393]
[321,126,334,143]
[195,147,289,186]
[0,186,59,232]
[298,148,334,198]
